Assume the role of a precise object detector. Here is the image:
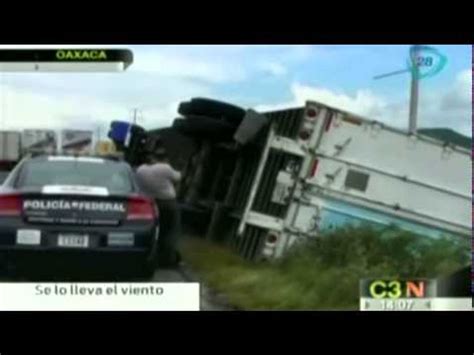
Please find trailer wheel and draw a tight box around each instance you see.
[178,98,246,125]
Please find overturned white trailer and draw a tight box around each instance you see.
[237,102,471,258]
[177,100,471,260]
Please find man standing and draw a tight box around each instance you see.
[136,152,182,268]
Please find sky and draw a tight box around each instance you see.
[0,45,471,138]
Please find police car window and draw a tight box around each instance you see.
[18,160,133,193]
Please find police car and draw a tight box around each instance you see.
[0,154,159,278]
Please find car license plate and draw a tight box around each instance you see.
[58,234,89,248]
[17,230,41,245]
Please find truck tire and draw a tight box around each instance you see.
[178,98,246,125]
[185,114,242,128]
[172,118,187,130]
[178,102,193,116]
[173,116,236,141]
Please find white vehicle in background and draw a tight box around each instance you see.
[22,130,58,156]
[0,131,21,163]
[0,131,22,184]
[61,130,94,155]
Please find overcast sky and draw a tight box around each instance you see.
[0,45,471,137]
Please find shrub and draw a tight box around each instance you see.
[182,226,470,310]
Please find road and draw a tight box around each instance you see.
[151,264,235,310]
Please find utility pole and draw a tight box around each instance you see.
[132,108,138,125]
[408,45,421,134]
[374,45,423,135]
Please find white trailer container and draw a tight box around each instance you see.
[234,101,471,259]
[0,131,21,162]
[61,130,94,155]
[22,130,58,155]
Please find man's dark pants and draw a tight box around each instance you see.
[155,199,181,267]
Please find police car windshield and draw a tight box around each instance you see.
[17,159,134,193]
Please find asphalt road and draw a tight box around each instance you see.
[151,265,235,310]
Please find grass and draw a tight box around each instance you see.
[181,225,470,310]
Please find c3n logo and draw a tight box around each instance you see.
[369,280,426,299]
[370,280,402,299]
[56,50,108,60]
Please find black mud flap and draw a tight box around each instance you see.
[234,109,270,145]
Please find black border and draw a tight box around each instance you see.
[0,311,471,353]
[0,28,473,44]
[1,4,473,44]
[0,32,471,44]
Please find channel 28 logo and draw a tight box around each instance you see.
[407,45,447,80]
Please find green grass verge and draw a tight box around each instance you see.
[181,225,470,310]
